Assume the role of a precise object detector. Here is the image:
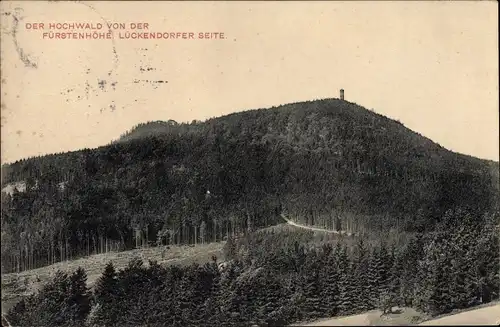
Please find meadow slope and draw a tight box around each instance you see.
[1,242,224,313]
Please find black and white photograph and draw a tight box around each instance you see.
[0,1,499,326]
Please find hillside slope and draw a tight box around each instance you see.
[1,98,499,273]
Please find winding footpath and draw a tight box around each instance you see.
[281,214,354,236]
[1,315,11,327]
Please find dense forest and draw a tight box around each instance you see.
[6,208,499,327]
[1,98,499,273]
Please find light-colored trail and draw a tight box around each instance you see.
[281,214,353,236]
[1,314,12,327]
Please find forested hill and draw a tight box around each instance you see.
[118,99,494,171]
[1,98,499,273]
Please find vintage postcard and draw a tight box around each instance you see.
[1,1,498,326]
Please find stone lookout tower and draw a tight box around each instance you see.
[340,89,345,100]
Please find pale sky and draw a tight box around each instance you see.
[0,1,498,164]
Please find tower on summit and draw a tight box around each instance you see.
[340,89,344,100]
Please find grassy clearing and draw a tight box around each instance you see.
[1,242,224,313]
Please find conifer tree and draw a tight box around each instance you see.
[473,214,500,304]
[321,244,340,316]
[38,270,71,326]
[352,238,370,312]
[254,270,286,326]
[366,247,380,308]
[6,296,30,327]
[302,269,323,319]
[399,235,422,307]
[223,235,237,261]
[203,260,223,327]
[387,248,403,308]
[64,267,91,326]
[216,262,242,326]
[337,246,354,315]
[92,262,121,326]
[416,237,453,316]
